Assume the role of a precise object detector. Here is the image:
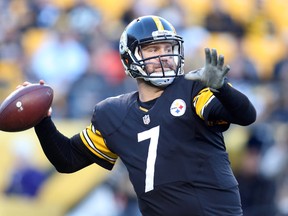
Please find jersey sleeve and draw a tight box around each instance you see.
[192,81,256,127]
[193,87,216,120]
[193,86,229,126]
[80,123,118,169]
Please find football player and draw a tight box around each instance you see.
[33,15,256,216]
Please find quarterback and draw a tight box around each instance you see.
[33,15,256,215]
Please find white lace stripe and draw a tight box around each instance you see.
[200,95,215,118]
[82,129,116,162]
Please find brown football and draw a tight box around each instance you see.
[0,84,53,132]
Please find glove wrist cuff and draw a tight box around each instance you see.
[210,80,229,93]
[209,87,220,93]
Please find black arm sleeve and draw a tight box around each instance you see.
[34,117,95,173]
[208,82,257,126]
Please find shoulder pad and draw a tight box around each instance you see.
[91,92,137,136]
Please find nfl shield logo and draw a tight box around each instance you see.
[143,114,150,125]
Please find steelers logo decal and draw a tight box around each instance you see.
[170,99,186,117]
[119,30,128,54]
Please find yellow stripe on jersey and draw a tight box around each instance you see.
[193,88,215,120]
[139,106,148,112]
[80,124,118,164]
[152,16,164,30]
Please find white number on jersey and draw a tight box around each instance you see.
[138,126,160,192]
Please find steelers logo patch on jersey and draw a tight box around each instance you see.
[170,99,186,117]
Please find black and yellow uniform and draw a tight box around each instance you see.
[35,76,256,216]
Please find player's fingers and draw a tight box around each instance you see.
[223,65,230,76]
[39,80,45,85]
[217,54,224,70]
[204,48,211,65]
[211,49,217,66]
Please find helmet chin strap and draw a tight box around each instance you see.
[149,77,175,87]
[144,71,176,87]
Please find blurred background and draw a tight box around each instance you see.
[0,0,288,215]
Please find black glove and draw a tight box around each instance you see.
[185,48,230,90]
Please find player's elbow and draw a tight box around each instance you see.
[238,107,257,126]
[239,119,255,126]
[52,163,80,174]
[55,167,75,174]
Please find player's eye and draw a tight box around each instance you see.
[145,47,158,53]
[166,47,173,53]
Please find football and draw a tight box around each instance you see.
[0,84,53,132]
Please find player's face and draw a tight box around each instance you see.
[140,42,177,75]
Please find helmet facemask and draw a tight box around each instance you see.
[134,41,184,87]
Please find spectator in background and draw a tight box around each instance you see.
[4,138,52,198]
[0,26,25,102]
[66,69,111,119]
[269,36,288,122]
[30,0,60,28]
[260,124,288,215]
[235,124,278,216]
[66,36,137,119]
[67,160,141,216]
[203,0,244,37]
[68,0,101,35]
[67,0,102,49]
[273,55,288,82]
[30,27,90,117]
[5,162,50,198]
[227,37,259,84]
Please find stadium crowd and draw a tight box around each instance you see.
[1,0,288,215]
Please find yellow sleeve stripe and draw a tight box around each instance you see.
[80,125,117,164]
[193,88,215,120]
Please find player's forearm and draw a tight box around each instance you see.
[34,117,92,173]
[212,82,257,126]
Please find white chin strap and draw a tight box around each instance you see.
[144,71,176,87]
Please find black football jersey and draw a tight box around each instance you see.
[80,76,238,197]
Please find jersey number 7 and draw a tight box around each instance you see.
[138,126,160,192]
